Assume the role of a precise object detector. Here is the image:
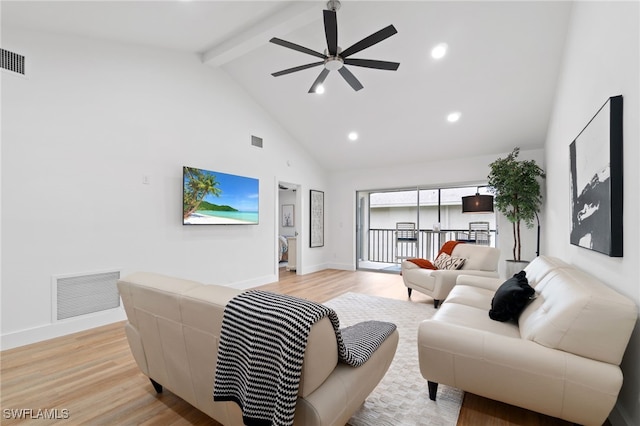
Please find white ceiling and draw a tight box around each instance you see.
[2,0,573,171]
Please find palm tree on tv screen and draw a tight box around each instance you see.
[183,167,222,219]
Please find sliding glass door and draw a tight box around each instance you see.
[356,186,495,272]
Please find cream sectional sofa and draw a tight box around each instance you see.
[417,256,637,425]
[117,272,399,426]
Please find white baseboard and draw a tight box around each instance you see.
[1,307,126,351]
[300,262,331,274]
[326,262,355,271]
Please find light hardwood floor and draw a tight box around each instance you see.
[0,269,597,425]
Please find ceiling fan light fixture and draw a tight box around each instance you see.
[325,57,344,71]
[315,85,325,94]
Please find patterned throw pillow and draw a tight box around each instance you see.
[433,252,466,270]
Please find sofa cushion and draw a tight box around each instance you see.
[523,256,572,288]
[433,302,521,339]
[434,252,465,270]
[519,268,638,365]
[445,284,495,310]
[489,271,535,322]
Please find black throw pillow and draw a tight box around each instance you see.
[489,271,535,322]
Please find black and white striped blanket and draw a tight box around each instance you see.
[213,290,396,426]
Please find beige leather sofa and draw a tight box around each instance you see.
[117,272,399,426]
[401,244,500,307]
[418,256,637,425]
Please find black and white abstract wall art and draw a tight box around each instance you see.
[309,190,324,248]
[569,95,623,257]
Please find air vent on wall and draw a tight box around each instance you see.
[1,48,25,75]
[251,135,263,148]
[53,270,121,321]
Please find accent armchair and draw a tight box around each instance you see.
[401,243,500,308]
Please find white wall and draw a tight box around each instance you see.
[327,149,543,275]
[544,2,639,425]
[0,29,328,349]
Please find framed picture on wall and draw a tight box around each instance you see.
[310,190,324,248]
[282,204,294,227]
[569,95,623,257]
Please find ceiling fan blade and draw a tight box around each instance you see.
[338,67,364,91]
[323,9,338,56]
[340,25,398,58]
[270,37,327,59]
[344,58,400,71]
[272,61,324,77]
[308,69,330,93]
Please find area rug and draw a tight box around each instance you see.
[323,293,463,426]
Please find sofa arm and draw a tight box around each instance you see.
[124,323,149,376]
[456,275,503,292]
[418,319,623,426]
[296,329,398,426]
[401,260,421,271]
[299,317,338,397]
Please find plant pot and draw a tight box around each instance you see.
[505,260,530,278]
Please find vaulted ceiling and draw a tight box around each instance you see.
[2,1,573,171]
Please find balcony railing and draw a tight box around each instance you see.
[365,228,496,264]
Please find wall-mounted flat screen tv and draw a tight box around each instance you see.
[183,166,259,225]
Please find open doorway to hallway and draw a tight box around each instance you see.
[278,182,300,277]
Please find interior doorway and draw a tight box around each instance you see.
[277,181,300,276]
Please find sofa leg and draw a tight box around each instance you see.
[150,378,163,394]
[434,299,441,309]
[428,381,438,401]
[407,288,412,297]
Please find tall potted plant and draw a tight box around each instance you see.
[487,148,545,270]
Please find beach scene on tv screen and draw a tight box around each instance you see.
[183,166,259,225]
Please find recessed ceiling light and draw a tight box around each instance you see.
[431,43,448,60]
[447,112,461,123]
[348,132,359,141]
[315,85,325,94]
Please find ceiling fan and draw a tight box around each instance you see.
[269,0,399,93]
